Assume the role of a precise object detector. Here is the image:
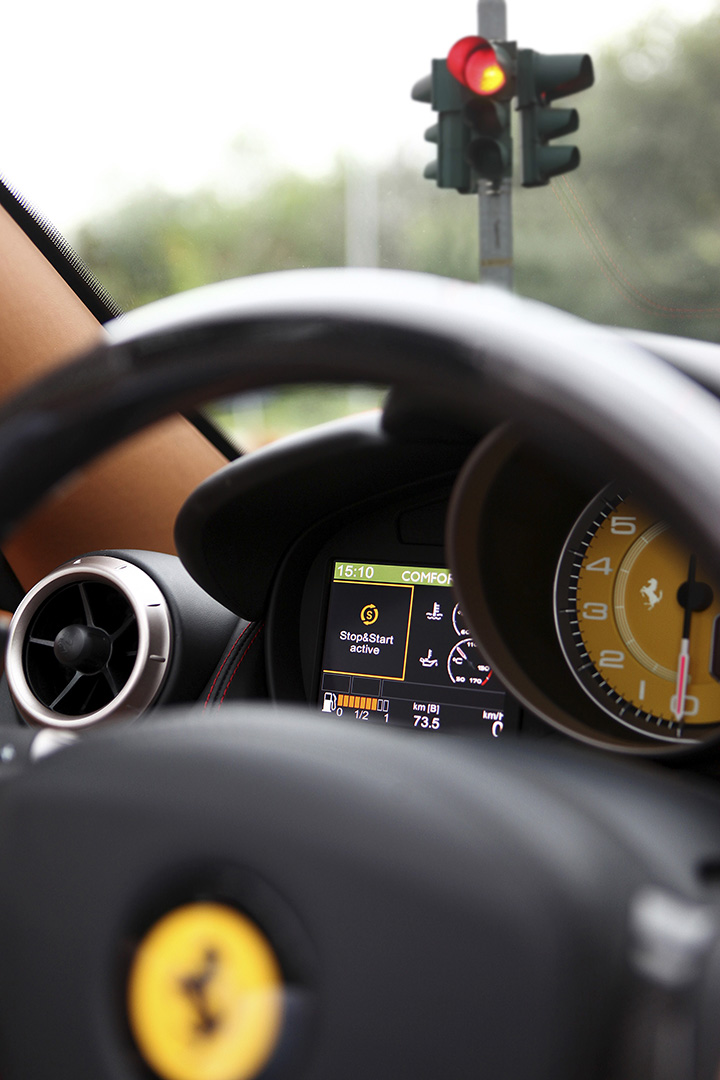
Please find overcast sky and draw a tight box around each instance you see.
[0,0,714,231]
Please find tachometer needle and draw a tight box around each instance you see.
[673,637,690,721]
[673,555,696,721]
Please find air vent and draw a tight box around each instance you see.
[6,556,172,730]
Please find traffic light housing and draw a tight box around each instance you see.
[412,61,475,193]
[412,37,516,194]
[517,50,594,187]
[448,36,515,190]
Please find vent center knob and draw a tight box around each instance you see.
[53,625,112,674]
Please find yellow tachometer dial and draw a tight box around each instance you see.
[554,488,720,743]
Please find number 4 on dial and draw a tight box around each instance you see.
[586,557,613,575]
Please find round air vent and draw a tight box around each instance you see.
[6,556,172,730]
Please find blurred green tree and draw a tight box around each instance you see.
[513,9,720,339]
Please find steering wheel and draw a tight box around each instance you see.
[1,268,720,1080]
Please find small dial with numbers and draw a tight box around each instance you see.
[554,487,720,743]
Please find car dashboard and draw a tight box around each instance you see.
[0,402,544,745]
[4,282,720,778]
[4,384,720,772]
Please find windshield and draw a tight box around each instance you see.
[1,0,716,446]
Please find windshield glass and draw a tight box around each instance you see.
[1,0,716,447]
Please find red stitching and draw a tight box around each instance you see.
[203,623,253,709]
[217,623,265,709]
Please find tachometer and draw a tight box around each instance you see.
[554,487,720,743]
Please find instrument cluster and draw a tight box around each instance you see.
[447,426,720,756]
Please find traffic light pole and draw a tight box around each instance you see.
[477,0,513,289]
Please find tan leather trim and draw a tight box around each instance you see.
[0,205,228,591]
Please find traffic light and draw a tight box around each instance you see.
[412,37,516,194]
[517,50,594,187]
[447,36,515,190]
[412,61,475,193]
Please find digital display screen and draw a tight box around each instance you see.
[318,561,517,737]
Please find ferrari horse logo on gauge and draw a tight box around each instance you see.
[640,578,663,611]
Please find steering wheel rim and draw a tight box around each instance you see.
[2,268,720,1078]
[3,268,720,566]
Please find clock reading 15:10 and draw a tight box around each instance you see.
[335,564,375,580]
[332,562,455,587]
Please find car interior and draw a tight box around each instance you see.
[2,11,720,1080]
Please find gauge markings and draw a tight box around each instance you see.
[554,487,720,744]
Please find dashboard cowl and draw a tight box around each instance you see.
[175,411,475,619]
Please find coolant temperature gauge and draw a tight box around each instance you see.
[451,603,471,637]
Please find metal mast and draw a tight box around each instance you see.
[477,0,513,289]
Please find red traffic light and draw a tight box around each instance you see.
[447,36,507,96]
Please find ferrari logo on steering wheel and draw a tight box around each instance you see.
[127,902,284,1080]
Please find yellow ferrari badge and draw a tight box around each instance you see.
[127,901,284,1080]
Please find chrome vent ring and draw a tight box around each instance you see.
[6,556,172,730]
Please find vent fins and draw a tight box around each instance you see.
[6,556,172,730]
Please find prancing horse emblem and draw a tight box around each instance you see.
[640,578,663,611]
